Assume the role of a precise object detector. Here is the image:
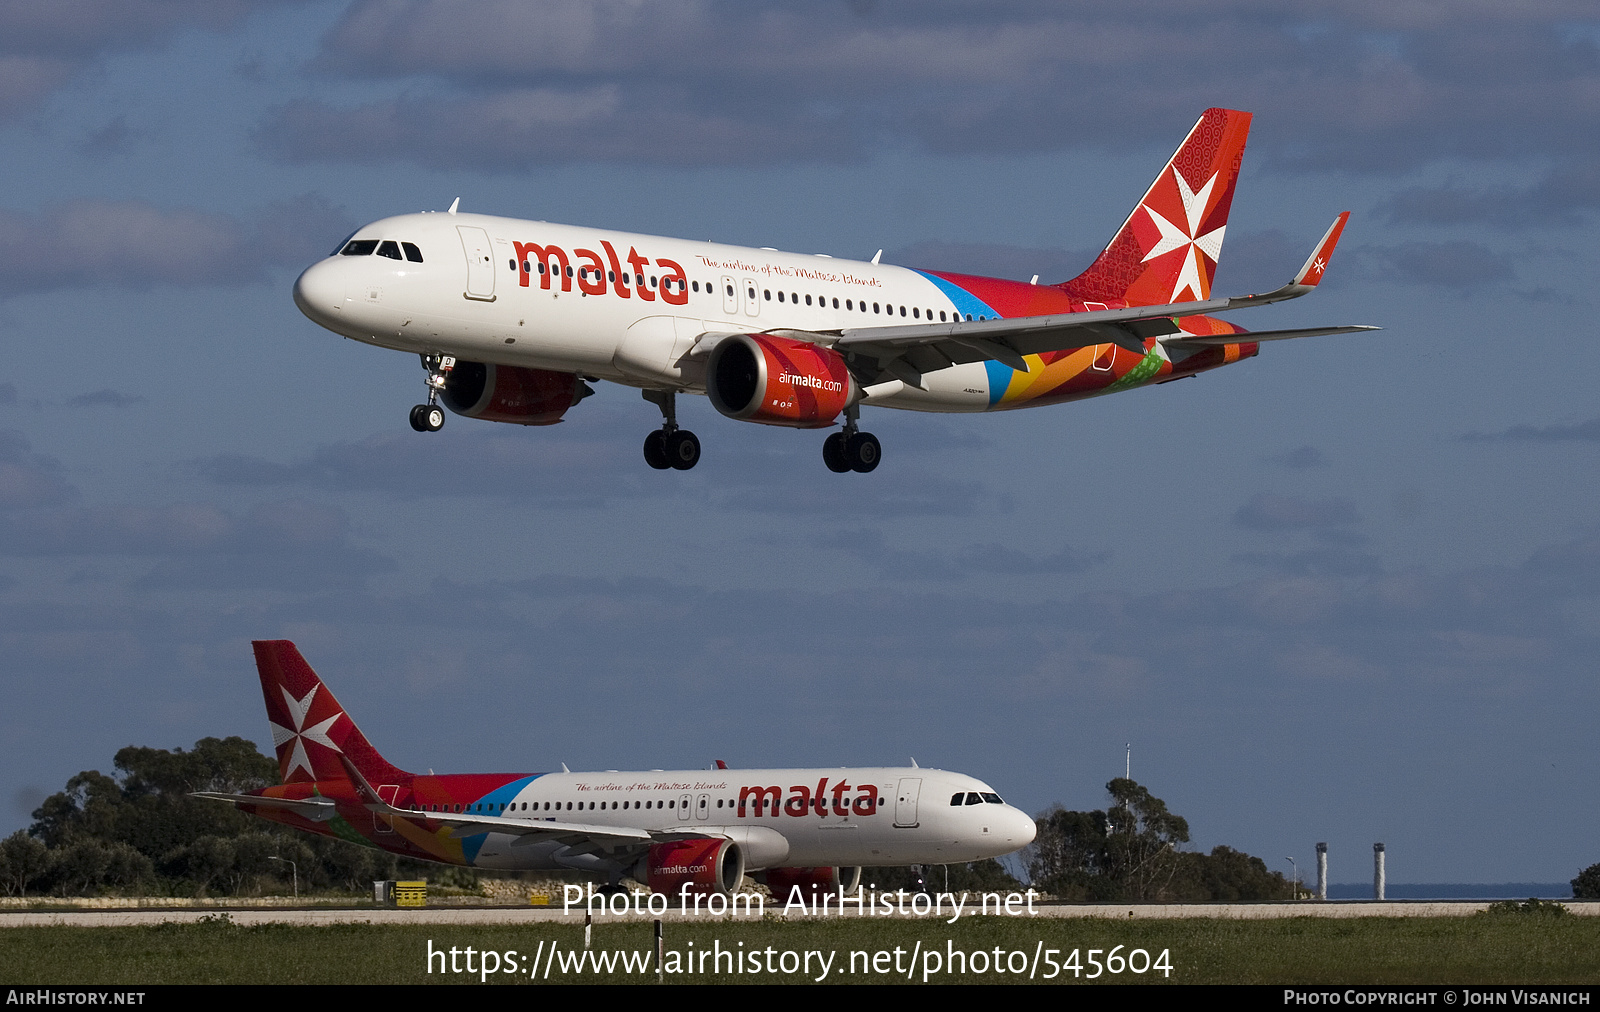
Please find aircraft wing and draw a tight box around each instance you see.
[831,214,1370,386]
[191,791,340,822]
[333,754,651,851]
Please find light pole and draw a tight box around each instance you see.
[269,856,298,900]
[1285,857,1298,901]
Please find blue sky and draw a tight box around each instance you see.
[2,0,1598,885]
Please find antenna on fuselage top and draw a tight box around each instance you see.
[871,249,882,264]
[447,197,460,215]
[910,756,919,768]
[561,762,570,773]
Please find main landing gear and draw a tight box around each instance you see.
[409,353,451,432]
[823,403,880,473]
[642,389,699,470]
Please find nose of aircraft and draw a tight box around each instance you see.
[293,259,345,326]
[1005,806,1037,847]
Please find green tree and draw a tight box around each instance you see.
[1573,863,1600,900]
[1028,779,1287,903]
[0,831,52,897]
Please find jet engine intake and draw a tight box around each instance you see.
[637,838,745,897]
[441,361,590,425]
[706,334,855,428]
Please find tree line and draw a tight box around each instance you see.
[0,737,462,898]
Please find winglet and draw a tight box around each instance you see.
[1290,212,1349,289]
[1223,212,1351,310]
[714,760,728,770]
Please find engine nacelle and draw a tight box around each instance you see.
[636,838,744,897]
[706,334,855,428]
[441,361,588,426]
[763,865,863,901]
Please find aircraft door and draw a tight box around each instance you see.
[696,793,710,821]
[742,277,760,317]
[893,778,922,828]
[457,226,496,301]
[721,275,738,316]
[678,794,692,821]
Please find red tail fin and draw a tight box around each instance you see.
[1060,108,1252,306]
[252,640,410,785]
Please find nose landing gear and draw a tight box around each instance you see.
[642,389,699,470]
[409,354,452,432]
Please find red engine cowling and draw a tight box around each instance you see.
[637,838,745,896]
[706,334,855,428]
[763,866,863,901]
[441,361,588,425]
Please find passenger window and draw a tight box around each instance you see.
[899,306,906,316]
[846,300,853,310]
[777,291,785,302]
[340,239,379,256]
[377,241,403,260]
[832,298,839,308]
[764,289,771,300]
[873,303,880,313]
[402,242,423,262]
[940,311,947,321]
[913,307,919,318]
[805,294,812,305]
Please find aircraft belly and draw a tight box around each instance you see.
[866,362,993,414]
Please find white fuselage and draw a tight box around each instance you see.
[418,766,1035,872]
[293,211,998,413]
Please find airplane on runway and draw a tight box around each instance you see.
[196,641,1036,896]
[293,107,1374,473]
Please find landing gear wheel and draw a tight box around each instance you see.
[666,429,701,470]
[409,405,429,432]
[822,432,851,473]
[423,405,445,431]
[643,430,670,469]
[846,432,880,473]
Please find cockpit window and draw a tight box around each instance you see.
[982,792,1003,804]
[966,792,983,806]
[402,242,424,263]
[330,230,358,256]
[341,239,379,256]
[950,793,964,806]
[377,240,403,260]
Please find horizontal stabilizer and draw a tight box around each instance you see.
[1168,324,1379,346]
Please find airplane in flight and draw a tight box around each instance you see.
[293,107,1373,473]
[196,641,1037,896]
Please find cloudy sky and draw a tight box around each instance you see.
[2,0,1598,885]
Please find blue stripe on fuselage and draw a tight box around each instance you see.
[912,270,1012,406]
